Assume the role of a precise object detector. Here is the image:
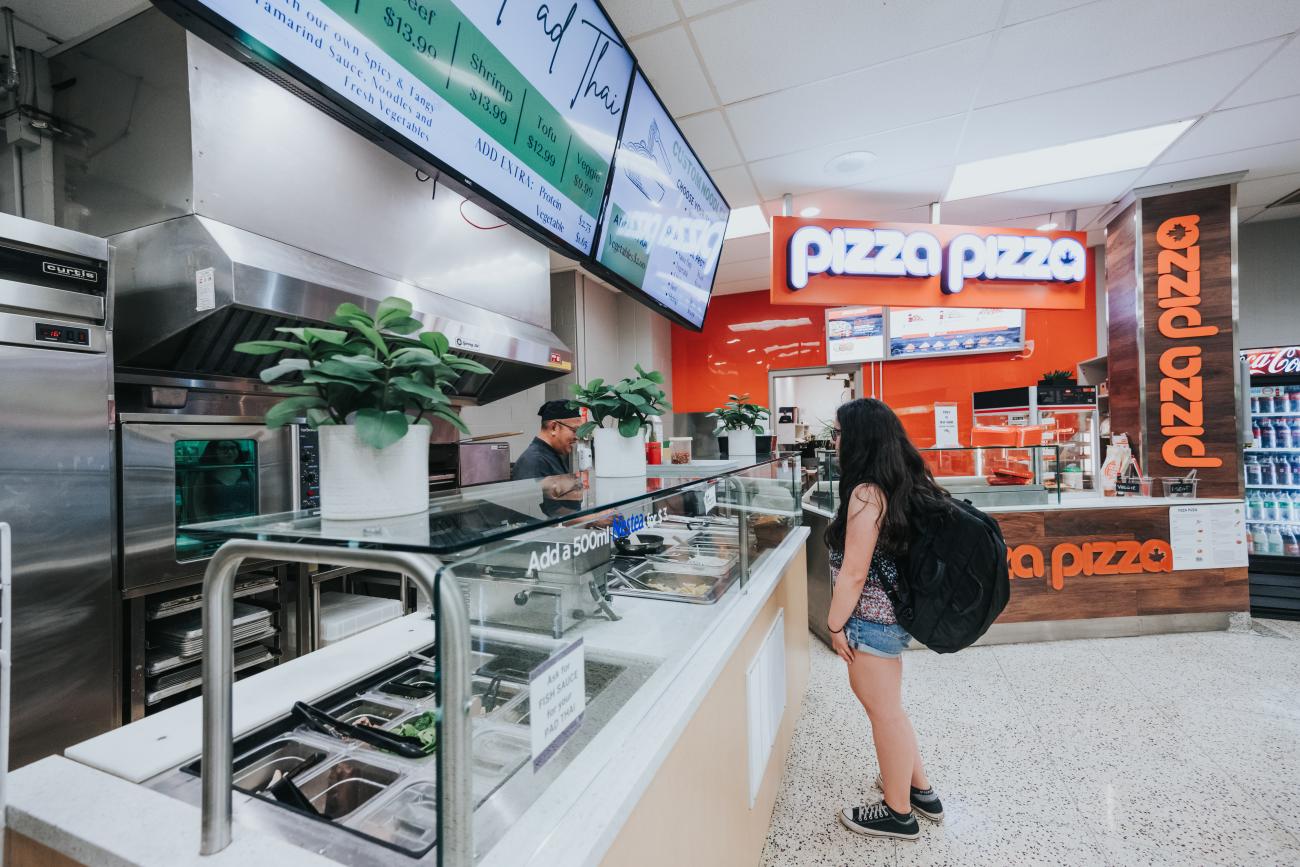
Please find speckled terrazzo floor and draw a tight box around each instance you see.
[761,619,1300,866]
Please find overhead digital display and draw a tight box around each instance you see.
[162,0,635,256]
[825,306,885,364]
[593,71,729,330]
[888,307,1024,360]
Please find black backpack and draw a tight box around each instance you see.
[886,498,1009,653]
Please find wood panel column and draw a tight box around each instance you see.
[1105,185,1242,498]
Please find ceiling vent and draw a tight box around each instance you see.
[1265,186,1300,209]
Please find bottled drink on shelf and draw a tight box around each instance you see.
[1278,418,1295,450]
[1263,492,1277,522]
[1291,454,1300,482]
[1290,417,1300,445]
[1279,492,1296,524]
[1277,455,1293,487]
[1245,454,1261,486]
[1250,394,1261,414]
[1251,418,1262,446]
[1260,389,1274,413]
[1285,526,1300,557]
[1260,456,1276,486]
[1268,525,1285,556]
[1252,524,1269,555]
[1246,490,1263,521]
[1260,417,1276,449]
[1290,387,1300,413]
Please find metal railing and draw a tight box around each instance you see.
[198,539,473,864]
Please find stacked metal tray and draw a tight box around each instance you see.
[152,602,274,658]
[146,644,277,705]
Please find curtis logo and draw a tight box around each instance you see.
[42,262,98,283]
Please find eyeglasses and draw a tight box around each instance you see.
[552,421,582,434]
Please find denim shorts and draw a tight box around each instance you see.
[844,617,912,659]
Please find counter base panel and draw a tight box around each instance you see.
[977,611,1232,645]
[598,551,809,867]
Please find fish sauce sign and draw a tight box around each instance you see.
[770,217,1088,311]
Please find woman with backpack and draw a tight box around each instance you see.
[826,398,950,841]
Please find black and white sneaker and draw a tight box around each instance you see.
[838,801,920,840]
[873,773,944,822]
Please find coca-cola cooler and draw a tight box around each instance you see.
[1242,345,1300,617]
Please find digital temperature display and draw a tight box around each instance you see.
[35,323,90,346]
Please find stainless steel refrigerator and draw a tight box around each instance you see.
[0,214,117,767]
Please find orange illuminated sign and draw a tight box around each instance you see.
[1153,213,1220,469]
[1007,539,1173,590]
[770,216,1088,310]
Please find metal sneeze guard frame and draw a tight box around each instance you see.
[198,539,473,864]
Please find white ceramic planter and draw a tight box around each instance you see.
[725,427,757,458]
[593,427,646,478]
[318,422,431,520]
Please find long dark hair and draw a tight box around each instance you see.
[824,398,951,556]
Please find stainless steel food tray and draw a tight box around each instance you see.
[146,575,278,621]
[146,645,276,705]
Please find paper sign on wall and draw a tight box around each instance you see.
[934,403,960,448]
[1169,503,1248,570]
[195,267,215,312]
[529,638,586,770]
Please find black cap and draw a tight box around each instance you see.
[539,400,580,422]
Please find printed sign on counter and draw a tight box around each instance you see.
[934,403,960,448]
[1169,503,1248,570]
[529,638,586,770]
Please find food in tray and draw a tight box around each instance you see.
[392,711,439,754]
[646,576,712,597]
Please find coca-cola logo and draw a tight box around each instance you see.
[1247,346,1300,374]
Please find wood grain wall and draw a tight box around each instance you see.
[994,505,1248,622]
[1139,187,1242,498]
[1105,202,1143,453]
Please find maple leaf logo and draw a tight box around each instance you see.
[1059,249,1077,265]
[1166,223,1189,243]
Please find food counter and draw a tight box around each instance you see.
[803,447,1249,645]
[6,460,810,867]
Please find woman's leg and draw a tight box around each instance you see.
[846,652,925,812]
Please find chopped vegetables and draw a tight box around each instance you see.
[394,711,439,753]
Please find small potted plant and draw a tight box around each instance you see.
[235,296,489,520]
[1038,368,1077,386]
[570,364,670,478]
[710,393,769,459]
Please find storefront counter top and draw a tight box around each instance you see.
[984,493,1242,512]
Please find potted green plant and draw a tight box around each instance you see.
[570,364,670,477]
[709,394,769,459]
[1038,369,1076,386]
[235,296,489,520]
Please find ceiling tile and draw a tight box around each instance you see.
[978,0,1300,107]
[958,41,1277,162]
[629,26,717,116]
[1157,95,1300,164]
[720,233,770,264]
[1221,35,1300,109]
[938,170,1141,225]
[601,0,680,38]
[679,0,740,16]
[715,257,771,283]
[1074,204,1109,229]
[766,167,954,220]
[709,165,760,208]
[747,115,965,200]
[725,36,989,163]
[1237,172,1300,208]
[1002,0,1099,26]
[1250,202,1300,222]
[1138,137,1300,186]
[1239,205,1268,222]
[15,0,144,45]
[677,111,742,170]
[689,0,1000,104]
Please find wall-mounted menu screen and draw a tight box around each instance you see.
[825,306,885,364]
[888,307,1024,360]
[592,71,729,330]
[161,0,635,256]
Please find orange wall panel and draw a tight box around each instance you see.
[672,252,1097,438]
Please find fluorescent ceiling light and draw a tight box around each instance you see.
[724,205,769,239]
[800,206,821,217]
[945,120,1194,201]
[1037,222,1058,231]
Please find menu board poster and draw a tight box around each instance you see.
[888,307,1024,360]
[592,71,729,330]
[826,306,885,364]
[162,0,635,257]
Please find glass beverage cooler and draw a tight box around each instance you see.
[972,385,1100,490]
[1241,347,1300,614]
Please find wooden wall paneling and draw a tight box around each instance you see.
[1139,186,1242,498]
[1105,202,1143,455]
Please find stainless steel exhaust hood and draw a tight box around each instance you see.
[111,215,572,404]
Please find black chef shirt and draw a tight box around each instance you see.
[511,437,570,480]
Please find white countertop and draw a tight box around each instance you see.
[10,528,811,867]
[982,493,1242,513]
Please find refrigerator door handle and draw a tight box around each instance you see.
[1240,354,1255,449]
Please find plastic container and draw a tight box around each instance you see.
[319,591,403,646]
[668,437,693,465]
[645,440,662,465]
[1161,477,1198,498]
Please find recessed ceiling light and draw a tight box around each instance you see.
[945,120,1195,201]
[1037,222,1058,231]
[799,206,821,217]
[824,150,877,176]
[724,205,768,239]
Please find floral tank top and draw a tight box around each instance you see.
[829,546,898,625]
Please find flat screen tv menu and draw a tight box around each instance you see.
[594,71,729,329]
[181,0,634,256]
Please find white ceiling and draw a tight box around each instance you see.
[15,0,1300,298]
[595,0,1300,295]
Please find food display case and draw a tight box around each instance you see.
[973,385,1100,490]
[159,458,801,865]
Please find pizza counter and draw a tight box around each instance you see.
[6,463,811,867]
